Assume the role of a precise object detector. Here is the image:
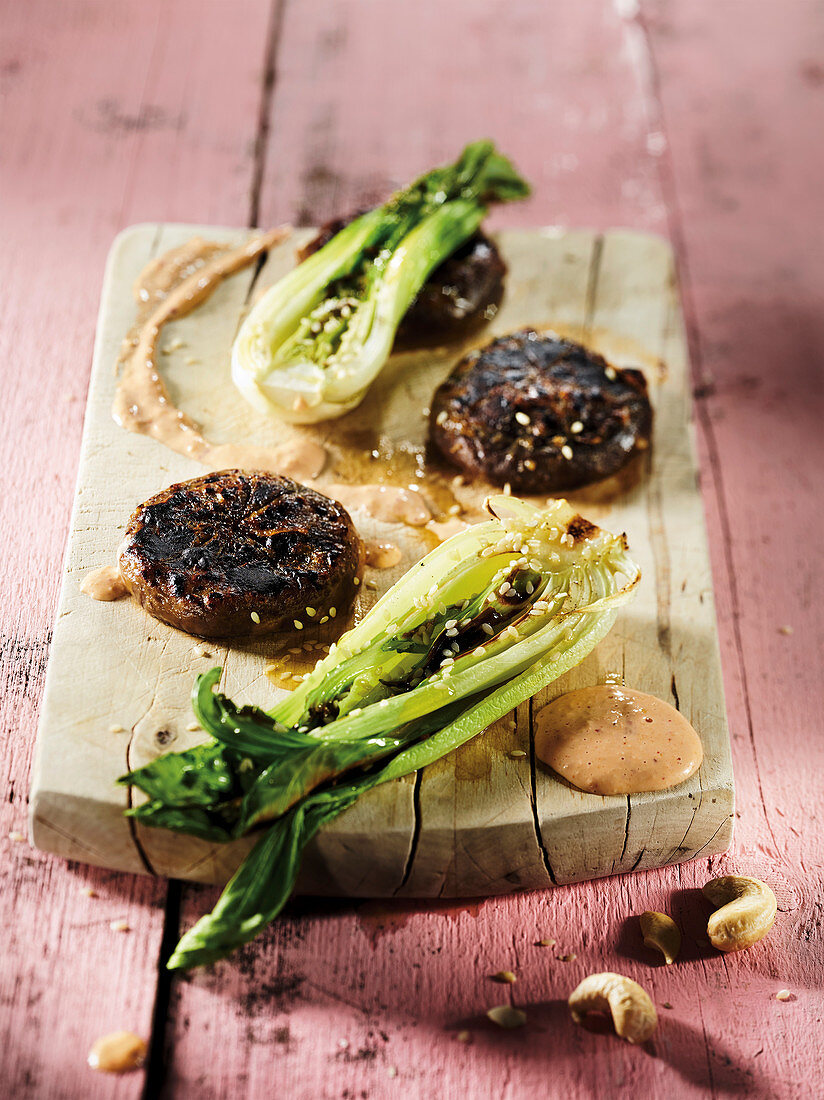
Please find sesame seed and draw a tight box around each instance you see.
[293,620,303,630]
[509,749,527,759]
[503,482,512,496]
[329,607,337,617]
[8,830,25,843]
[448,503,462,516]
[473,646,485,656]
[109,724,125,733]
[776,989,793,1001]
[250,611,261,624]
[320,615,329,624]
[561,444,573,460]
[445,627,458,637]
[605,366,617,380]
[436,410,448,425]
[482,623,494,635]
[305,607,316,617]
[515,411,531,426]
[110,919,130,933]
[456,1030,472,1043]
[186,722,200,732]
[536,937,556,948]
[524,459,536,470]
[778,625,793,635]
[570,420,584,434]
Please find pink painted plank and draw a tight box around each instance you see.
[259,0,668,235]
[0,0,272,1094]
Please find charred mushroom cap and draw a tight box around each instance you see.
[119,470,364,638]
[429,329,652,492]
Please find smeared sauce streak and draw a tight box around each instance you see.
[81,564,127,601]
[114,229,326,482]
[534,685,703,795]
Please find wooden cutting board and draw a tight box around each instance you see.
[30,223,734,895]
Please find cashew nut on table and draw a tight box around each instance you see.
[702,875,777,952]
[639,911,681,964]
[568,972,658,1044]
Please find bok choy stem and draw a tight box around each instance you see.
[232,141,530,423]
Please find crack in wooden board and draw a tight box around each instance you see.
[30,222,734,895]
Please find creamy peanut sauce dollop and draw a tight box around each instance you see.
[534,685,703,795]
[87,1031,147,1074]
[80,564,128,601]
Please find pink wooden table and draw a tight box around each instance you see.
[2,2,822,1096]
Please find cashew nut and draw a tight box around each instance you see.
[568,972,657,1044]
[639,911,681,965]
[702,875,777,952]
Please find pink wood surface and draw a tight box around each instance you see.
[2,1,822,1097]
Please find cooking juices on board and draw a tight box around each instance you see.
[534,684,703,795]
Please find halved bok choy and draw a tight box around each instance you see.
[232,141,530,423]
[120,496,639,969]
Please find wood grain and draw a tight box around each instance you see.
[3,0,823,1097]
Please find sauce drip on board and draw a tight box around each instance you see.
[364,540,403,568]
[87,1031,147,1074]
[80,565,128,601]
[534,685,703,795]
[114,229,333,482]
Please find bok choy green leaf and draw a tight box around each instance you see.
[119,496,639,969]
[232,141,530,423]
